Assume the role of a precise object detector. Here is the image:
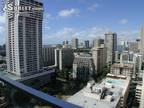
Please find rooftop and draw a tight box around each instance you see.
[67,75,131,108]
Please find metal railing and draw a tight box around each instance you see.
[0,75,81,108]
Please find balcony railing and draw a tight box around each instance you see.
[0,75,81,108]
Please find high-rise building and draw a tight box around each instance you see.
[6,0,43,77]
[105,32,117,64]
[128,42,139,53]
[93,39,104,48]
[92,46,107,74]
[55,47,74,70]
[72,38,78,49]
[140,27,144,60]
[84,40,90,48]
[42,45,56,67]
[63,40,69,45]
[136,39,141,51]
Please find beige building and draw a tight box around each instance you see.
[128,42,139,53]
[140,27,144,60]
[105,32,117,64]
[72,38,78,49]
[92,46,107,74]
[110,63,135,78]
[93,39,104,48]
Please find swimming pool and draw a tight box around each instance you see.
[106,79,123,86]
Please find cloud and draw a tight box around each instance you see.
[43,26,111,44]
[43,26,139,45]
[0,13,5,45]
[0,13,5,24]
[47,27,76,39]
[119,19,128,24]
[118,29,139,41]
[58,8,79,18]
[88,3,99,11]
[0,26,5,45]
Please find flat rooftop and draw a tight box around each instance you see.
[67,75,131,108]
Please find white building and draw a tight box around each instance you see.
[92,46,107,74]
[67,74,131,108]
[6,0,43,78]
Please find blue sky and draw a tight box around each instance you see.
[0,0,144,45]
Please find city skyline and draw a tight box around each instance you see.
[0,0,144,45]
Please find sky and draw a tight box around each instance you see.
[0,0,144,45]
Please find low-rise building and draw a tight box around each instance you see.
[67,74,131,108]
[110,63,135,78]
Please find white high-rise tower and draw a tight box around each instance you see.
[6,0,43,78]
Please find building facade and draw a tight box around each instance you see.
[105,32,117,64]
[128,42,139,53]
[42,45,56,67]
[6,0,43,77]
[140,27,144,60]
[72,38,78,49]
[84,40,90,48]
[92,46,107,74]
[72,53,95,80]
[93,39,104,48]
[110,63,135,78]
[55,48,74,70]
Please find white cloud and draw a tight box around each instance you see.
[43,26,111,44]
[88,3,99,11]
[43,26,139,45]
[119,19,128,24]
[0,13,5,24]
[44,26,51,30]
[0,13,5,44]
[47,27,76,39]
[58,8,79,18]
[0,25,5,45]
[118,29,139,41]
